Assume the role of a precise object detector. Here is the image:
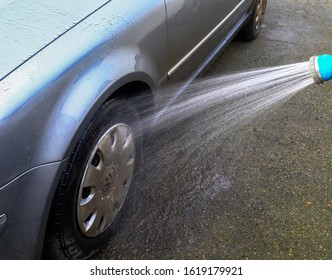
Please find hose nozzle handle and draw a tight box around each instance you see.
[309,54,332,84]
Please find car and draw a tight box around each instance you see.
[0,0,267,259]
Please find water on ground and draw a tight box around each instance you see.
[96,61,332,260]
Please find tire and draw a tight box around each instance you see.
[44,98,142,259]
[240,0,267,41]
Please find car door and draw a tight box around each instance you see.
[164,0,244,81]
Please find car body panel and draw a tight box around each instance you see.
[0,160,68,259]
[165,0,237,77]
[0,0,167,187]
[0,0,113,80]
[0,0,257,258]
[165,0,253,81]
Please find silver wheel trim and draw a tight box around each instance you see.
[77,123,135,237]
[254,0,265,31]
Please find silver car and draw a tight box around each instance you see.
[0,0,266,259]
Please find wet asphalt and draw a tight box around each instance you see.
[96,0,332,260]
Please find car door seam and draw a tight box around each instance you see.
[167,0,247,78]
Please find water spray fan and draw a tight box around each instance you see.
[309,54,332,84]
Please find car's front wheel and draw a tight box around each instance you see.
[44,98,141,259]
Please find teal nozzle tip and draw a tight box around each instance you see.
[309,54,332,84]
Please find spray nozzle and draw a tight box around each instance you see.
[309,54,332,84]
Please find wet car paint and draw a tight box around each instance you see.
[0,0,167,187]
[0,0,111,80]
[0,0,168,258]
[0,0,257,259]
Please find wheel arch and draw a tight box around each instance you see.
[40,68,155,245]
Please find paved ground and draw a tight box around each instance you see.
[96,0,332,260]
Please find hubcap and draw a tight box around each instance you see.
[255,0,265,31]
[77,124,135,237]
